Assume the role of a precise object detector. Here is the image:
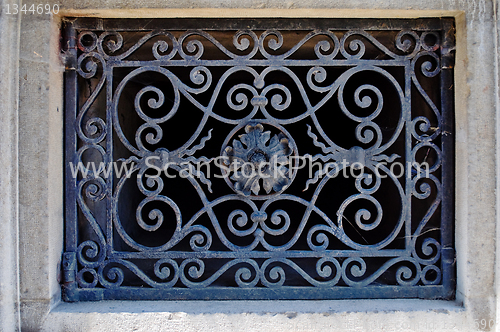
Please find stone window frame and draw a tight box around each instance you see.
[6,5,498,331]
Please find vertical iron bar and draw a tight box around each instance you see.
[440,18,456,299]
[106,67,113,256]
[64,20,78,253]
[63,20,79,301]
[404,60,412,251]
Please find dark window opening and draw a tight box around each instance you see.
[62,18,455,301]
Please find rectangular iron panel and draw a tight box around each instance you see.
[62,18,455,301]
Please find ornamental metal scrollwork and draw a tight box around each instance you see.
[63,18,455,301]
[221,122,297,197]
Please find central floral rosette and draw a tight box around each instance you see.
[222,123,293,196]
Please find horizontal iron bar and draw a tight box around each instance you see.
[108,59,409,67]
[110,249,410,259]
[70,285,447,301]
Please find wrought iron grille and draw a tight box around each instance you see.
[62,18,455,301]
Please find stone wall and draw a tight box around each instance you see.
[0,0,499,331]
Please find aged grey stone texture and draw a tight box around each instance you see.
[0,0,21,331]
[0,0,498,331]
[41,299,467,332]
[16,8,64,330]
